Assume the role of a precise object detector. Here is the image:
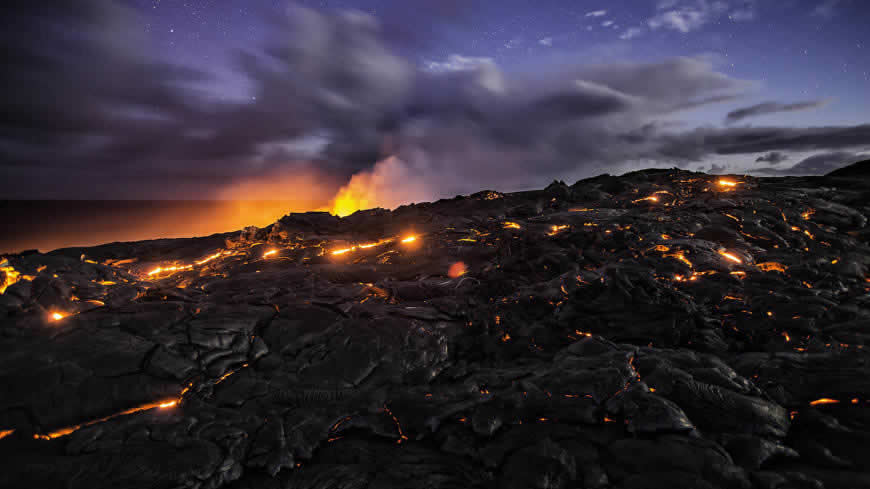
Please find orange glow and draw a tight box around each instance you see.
[718,250,742,264]
[503,221,521,229]
[194,251,223,266]
[263,249,278,258]
[329,156,433,217]
[448,262,467,278]
[0,261,21,295]
[717,179,738,188]
[331,247,354,256]
[653,245,670,252]
[51,312,66,321]
[401,236,417,244]
[782,332,791,342]
[809,398,840,406]
[632,196,658,204]
[548,224,570,236]
[34,397,182,440]
[0,429,14,440]
[147,264,194,277]
[664,251,693,268]
[757,262,787,273]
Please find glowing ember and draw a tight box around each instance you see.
[718,250,742,264]
[503,221,522,229]
[0,429,14,440]
[401,236,416,243]
[263,249,278,258]
[757,262,787,273]
[717,179,738,188]
[632,196,658,204]
[51,312,66,321]
[664,251,693,268]
[448,262,467,278]
[809,398,840,406]
[331,247,355,256]
[548,224,569,236]
[158,401,177,408]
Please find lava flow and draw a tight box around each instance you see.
[2,167,870,488]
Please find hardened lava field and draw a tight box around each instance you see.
[2,168,870,489]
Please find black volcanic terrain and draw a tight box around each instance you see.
[2,169,870,489]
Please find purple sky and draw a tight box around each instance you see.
[3,0,869,199]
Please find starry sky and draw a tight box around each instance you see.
[3,0,870,201]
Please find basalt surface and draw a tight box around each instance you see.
[2,169,870,489]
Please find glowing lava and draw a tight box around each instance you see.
[34,397,181,440]
[401,236,416,244]
[809,398,840,406]
[263,249,278,258]
[548,225,570,236]
[0,260,22,295]
[448,262,467,278]
[718,250,743,264]
[717,179,739,188]
[51,312,66,321]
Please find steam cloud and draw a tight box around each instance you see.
[3,2,870,208]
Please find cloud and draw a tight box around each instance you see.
[652,125,870,160]
[3,2,870,202]
[504,38,522,49]
[648,0,756,33]
[601,20,614,27]
[620,27,644,40]
[754,151,864,176]
[812,0,841,18]
[725,99,830,123]
[585,10,607,17]
[755,152,789,165]
[539,37,553,46]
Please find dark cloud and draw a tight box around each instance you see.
[754,151,864,176]
[3,2,870,201]
[725,99,830,124]
[755,152,789,165]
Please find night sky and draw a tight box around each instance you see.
[3,0,870,202]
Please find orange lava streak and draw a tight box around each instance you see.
[503,221,522,229]
[632,196,658,204]
[51,312,66,321]
[34,397,181,440]
[400,236,416,243]
[757,262,787,273]
[718,250,742,264]
[717,179,738,188]
[809,398,840,406]
[263,249,278,258]
[0,429,14,440]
